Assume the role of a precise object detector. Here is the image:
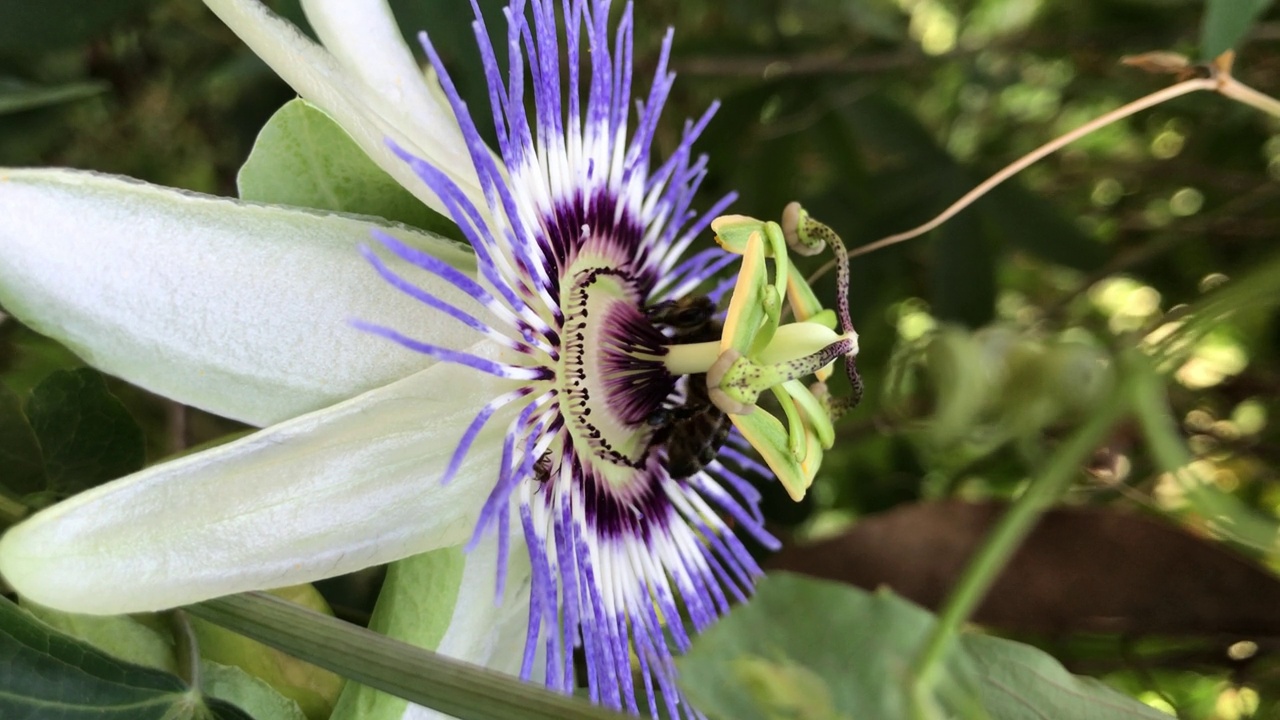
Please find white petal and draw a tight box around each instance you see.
[0,354,519,615]
[300,0,459,148]
[0,168,482,426]
[201,0,483,217]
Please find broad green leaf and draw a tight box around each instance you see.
[194,585,346,720]
[0,381,44,496]
[962,633,1174,719]
[22,603,178,673]
[20,603,305,720]
[0,596,253,720]
[677,573,1169,720]
[1200,0,1274,60]
[237,98,459,238]
[203,661,308,720]
[677,573,980,719]
[25,368,145,495]
[0,78,109,115]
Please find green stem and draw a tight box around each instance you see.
[908,391,1130,707]
[170,610,202,690]
[188,593,627,720]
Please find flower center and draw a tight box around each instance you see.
[557,255,674,491]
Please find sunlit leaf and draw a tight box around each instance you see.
[203,661,308,720]
[677,573,1170,720]
[677,573,981,719]
[237,99,459,238]
[22,603,178,673]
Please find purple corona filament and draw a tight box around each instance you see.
[361,0,778,716]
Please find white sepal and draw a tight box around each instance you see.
[201,0,485,216]
[0,168,480,426]
[0,356,518,615]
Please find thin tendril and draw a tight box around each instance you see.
[805,75,1218,284]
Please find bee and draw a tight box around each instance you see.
[532,451,554,486]
[645,296,733,479]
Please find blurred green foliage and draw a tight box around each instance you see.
[2,0,1280,718]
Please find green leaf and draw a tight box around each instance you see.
[22,603,178,673]
[187,592,628,720]
[677,573,979,719]
[25,368,145,495]
[677,573,1169,720]
[0,381,45,496]
[0,78,110,115]
[1200,0,1275,60]
[203,661,308,720]
[0,596,254,720]
[20,603,305,720]
[237,98,460,238]
[961,634,1171,720]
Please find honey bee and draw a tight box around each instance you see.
[645,296,732,479]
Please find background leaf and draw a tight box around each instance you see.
[0,0,153,52]
[0,78,109,115]
[23,602,310,720]
[203,661,308,720]
[237,99,459,238]
[677,573,1169,720]
[1200,0,1275,59]
[0,596,254,720]
[23,603,178,673]
[0,381,44,496]
[24,368,145,496]
[677,573,978,720]
[963,634,1170,720]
